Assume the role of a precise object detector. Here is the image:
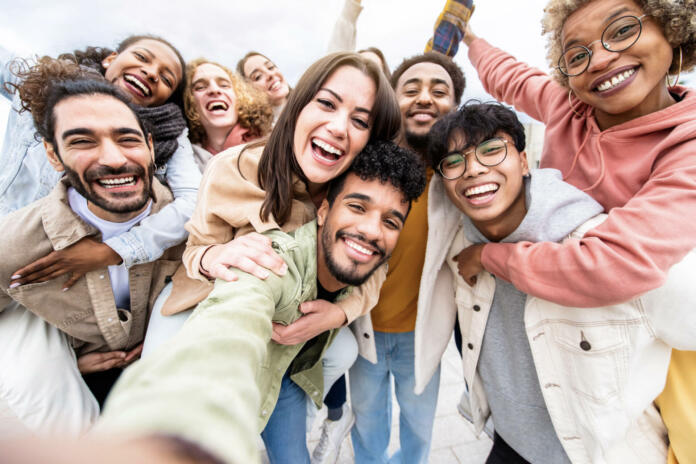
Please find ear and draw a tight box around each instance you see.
[101,52,118,69]
[147,133,156,162]
[519,150,530,176]
[317,198,329,227]
[44,140,64,172]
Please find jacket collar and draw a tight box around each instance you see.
[40,177,173,251]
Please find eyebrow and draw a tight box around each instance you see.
[563,7,633,49]
[402,77,451,88]
[344,192,407,224]
[62,127,144,139]
[319,88,372,115]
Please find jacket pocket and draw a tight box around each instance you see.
[550,322,629,404]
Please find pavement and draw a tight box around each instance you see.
[263,337,493,463]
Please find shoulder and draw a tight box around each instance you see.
[0,199,51,284]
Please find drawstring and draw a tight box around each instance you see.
[563,128,591,181]
[582,132,606,192]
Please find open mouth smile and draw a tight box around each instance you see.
[123,74,152,98]
[95,175,139,191]
[268,79,283,92]
[206,100,229,112]
[592,67,637,93]
[311,137,345,165]
[342,236,380,263]
[463,182,499,205]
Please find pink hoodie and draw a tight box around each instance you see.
[469,38,696,307]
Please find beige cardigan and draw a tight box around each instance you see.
[162,143,385,322]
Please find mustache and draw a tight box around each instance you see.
[336,230,385,257]
[83,164,146,183]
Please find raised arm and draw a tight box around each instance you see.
[425,0,474,57]
[480,146,696,307]
[327,0,363,53]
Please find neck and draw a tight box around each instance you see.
[202,126,233,155]
[473,189,527,242]
[307,182,327,209]
[87,201,149,223]
[594,83,677,130]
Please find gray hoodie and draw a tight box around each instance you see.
[459,169,603,463]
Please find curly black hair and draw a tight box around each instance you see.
[327,140,426,212]
[427,101,525,173]
[390,51,466,105]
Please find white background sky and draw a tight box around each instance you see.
[1,0,694,145]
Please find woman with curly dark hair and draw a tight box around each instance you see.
[183,58,273,171]
[455,0,696,462]
[1,35,201,291]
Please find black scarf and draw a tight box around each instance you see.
[135,103,187,167]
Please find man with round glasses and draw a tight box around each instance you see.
[413,101,696,463]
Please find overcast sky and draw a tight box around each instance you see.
[1,0,693,145]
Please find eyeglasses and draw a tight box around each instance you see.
[558,14,647,77]
[437,137,509,180]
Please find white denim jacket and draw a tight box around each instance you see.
[0,45,201,267]
[416,174,696,463]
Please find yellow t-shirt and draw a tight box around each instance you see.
[655,349,696,464]
[370,170,433,333]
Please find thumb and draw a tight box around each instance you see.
[299,301,319,315]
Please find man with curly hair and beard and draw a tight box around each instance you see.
[96,141,426,464]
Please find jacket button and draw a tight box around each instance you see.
[473,305,481,312]
[467,343,474,350]
[363,333,370,339]
[580,341,591,351]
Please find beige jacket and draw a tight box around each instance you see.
[0,178,183,355]
[163,143,385,322]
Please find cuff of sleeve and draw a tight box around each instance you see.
[337,294,362,325]
[480,242,513,281]
[342,0,364,22]
[183,245,213,283]
[105,234,149,268]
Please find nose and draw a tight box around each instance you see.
[207,81,221,95]
[326,113,348,140]
[141,64,159,83]
[463,152,488,179]
[99,139,129,168]
[415,88,433,106]
[355,211,383,242]
[586,46,619,74]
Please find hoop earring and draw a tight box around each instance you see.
[666,46,683,89]
[568,89,583,118]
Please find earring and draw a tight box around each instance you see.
[568,89,583,118]
[666,46,683,89]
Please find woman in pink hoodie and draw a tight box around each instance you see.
[458,0,696,462]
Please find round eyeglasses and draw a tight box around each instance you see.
[437,137,509,180]
[558,14,647,77]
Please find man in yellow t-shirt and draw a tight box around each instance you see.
[348,52,465,464]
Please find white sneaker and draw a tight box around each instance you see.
[311,404,355,464]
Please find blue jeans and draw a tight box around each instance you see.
[261,374,310,464]
[349,331,441,464]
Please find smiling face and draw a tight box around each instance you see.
[191,63,238,135]
[395,61,456,148]
[45,94,155,222]
[243,54,290,107]
[102,39,183,107]
[562,0,674,128]
[317,174,408,289]
[442,131,529,241]
[293,65,376,191]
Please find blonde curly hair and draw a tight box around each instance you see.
[542,0,696,86]
[184,58,273,144]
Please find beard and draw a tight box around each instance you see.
[63,162,154,214]
[404,130,430,154]
[321,226,389,287]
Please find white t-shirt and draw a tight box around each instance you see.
[68,188,152,309]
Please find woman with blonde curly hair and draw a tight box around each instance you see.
[184,58,273,171]
[454,0,696,462]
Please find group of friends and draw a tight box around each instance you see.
[0,0,695,463]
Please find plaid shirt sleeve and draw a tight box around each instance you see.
[425,0,475,57]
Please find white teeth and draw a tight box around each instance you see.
[124,75,151,96]
[464,183,499,197]
[269,81,281,91]
[313,138,343,156]
[596,69,635,92]
[345,239,373,255]
[207,101,228,111]
[98,177,135,187]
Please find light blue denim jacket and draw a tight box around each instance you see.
[0,45,201,267]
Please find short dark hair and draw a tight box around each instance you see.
[427,100,525,173]
[390,52,465,104]
[39,78,150,151]
[327,140,426,212]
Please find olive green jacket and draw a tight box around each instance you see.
[99,220,348,464]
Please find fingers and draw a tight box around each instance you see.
[78,351,127,374]
[215,234,287,277]
[124,344,143,363]
[207,262,239,282]
[12,253,60,281]
[62,272,84,291]
[10,263,67,287]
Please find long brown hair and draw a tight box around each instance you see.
[256,52,401,226]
